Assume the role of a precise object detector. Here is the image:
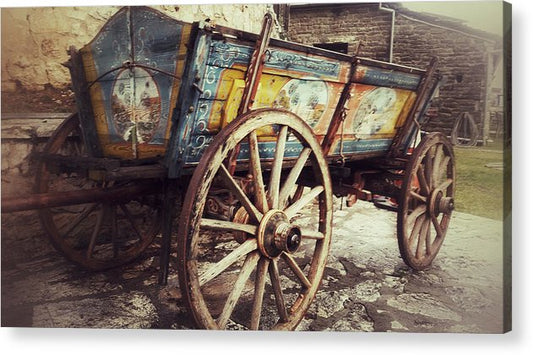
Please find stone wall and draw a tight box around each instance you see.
[393,13,495,134]
[288,3,501,135]
[1,4,276,91]
[288,4,390,61]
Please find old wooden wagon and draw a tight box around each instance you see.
[2,7,455,330]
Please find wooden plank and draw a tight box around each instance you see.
[67,46,103,157]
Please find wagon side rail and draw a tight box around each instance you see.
[388,56,441,158]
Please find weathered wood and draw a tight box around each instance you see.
[200,218,257,235]
[198,239,257,287]
[86,208,105,259]
[281,253,312,289]
[300,229,325,240]
[1,183,159,213]
[218,164,263,223]
[99,165,167,181]
[268,125,288,209]
[268,258,288,322]
[284,185,324,219]
[217,251,261,328]
[320,56,358,155]
[250,257,269,330]
[247,131,269,213]
[278,147,312,208]
[177,109,333,330]
[67,47,102,157]
[237,13,273,116]
[397,132,455,270]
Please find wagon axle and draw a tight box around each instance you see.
[434,194,455,215]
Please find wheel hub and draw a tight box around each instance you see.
[257,210,302,258]
[429,189,455,216]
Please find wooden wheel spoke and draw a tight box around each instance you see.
[217,251,261,328]
[281,253,312,289]
[218,164,263,223]
[119,204,143,241]
[432,144,444,185]
[250,257,270,330]
[86,206,105,259]
[269,258,289,322]
[408,213,425,247]
[200,218,257,235]
[268,125,288,209]
[416,165,430,196]
[300,229,325,240]
[60,203,99,238]
[415,218,430,259]
[409,189,427,203]
[284,185,324,219]
[436,178,453,193]
[439,156,451,178]
[279,147,312,208]
[199,239,258,287]
[248,131,268,213]
[424,153,434,189]
[425,221,433,255]
[431,215,444,239]
[406,205,426,227]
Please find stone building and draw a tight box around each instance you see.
[285,2,503,140]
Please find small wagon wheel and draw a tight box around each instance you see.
[35,113,161,270]
[397,132,455,270]
[177,108,333,330]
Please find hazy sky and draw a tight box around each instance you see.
[401,1,504,35]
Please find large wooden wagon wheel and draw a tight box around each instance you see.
[178,108,333,330]
[397,132,455,270]
[35,113,161,270]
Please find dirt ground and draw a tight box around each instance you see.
[1,198,507,333]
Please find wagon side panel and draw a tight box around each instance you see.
[168,28,435,176]
[169,34,353,174]
[326,63,422,159]
[73,6,193,160]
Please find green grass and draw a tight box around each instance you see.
[453,145,505,220]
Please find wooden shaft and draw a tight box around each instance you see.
[1,183,160,213]
[237,13,273,116]
[321,56,359,155]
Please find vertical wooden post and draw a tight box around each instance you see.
[321,55,358,156]
[158,178,178,285]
